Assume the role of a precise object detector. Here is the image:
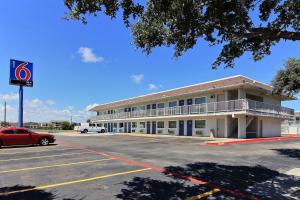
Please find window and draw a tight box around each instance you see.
[195,97,206,104]
[139,122,145,128]
[132,107,137,111]
[119,123,124,128]
[157,103,165,109]
[139,106,146,110]
[195,120,206,129]
[2,130,14,134]
[157,121,164,128]
[132,122,137,128]
[168,121,177,128]
[113,123,117,128]
[169,101,177,107]
[15,129,29,134]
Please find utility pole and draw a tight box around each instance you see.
[4,101,6,124]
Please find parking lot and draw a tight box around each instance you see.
[0,134,299,200]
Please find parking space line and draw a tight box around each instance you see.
[0,152,94,162]
[62,143,261,200]
[0,158,114,174]
[0,168,152,196]
[0,148,76,155]
[186,188,221,200]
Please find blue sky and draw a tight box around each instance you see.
[0,0,299,122]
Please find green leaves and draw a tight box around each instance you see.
[272,58,300,96]
[64,0,300,68]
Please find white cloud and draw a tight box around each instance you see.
[131,74,144,84]
[78,47,104,63]
[0,93,18,101]
[46,100,55,106]
[0,98,95,123]
[148,84,159,91]
[85,103,98,111]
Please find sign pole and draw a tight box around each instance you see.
[4,101,6,124]
[18,85,23,127]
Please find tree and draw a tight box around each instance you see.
[64,0,300,68]
[61,121,72,130]
[0,121,10,127]
[272,58,300,96]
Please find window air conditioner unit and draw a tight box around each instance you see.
[196,131,203,136]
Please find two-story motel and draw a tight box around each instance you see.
[90,75,295,138]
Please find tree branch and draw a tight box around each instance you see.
[245,28,300,41]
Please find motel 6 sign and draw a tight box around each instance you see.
[10,59,33,87]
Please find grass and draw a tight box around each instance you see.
[31,129,75,133]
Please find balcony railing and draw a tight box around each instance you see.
[91,99,294,121]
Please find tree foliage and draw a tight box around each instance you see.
[272,58,300,96]
[64,0,300,68]
[61,121,72,130]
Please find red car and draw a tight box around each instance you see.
[0,127,56,148]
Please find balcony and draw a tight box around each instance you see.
[91,99,294,121]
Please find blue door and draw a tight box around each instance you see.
[187,99,193,113]
[124,122,128,133]
[179,100,185,106]
[108,123,111,132]
[187,120,193,136]
[152,104,156,116]
[147,122,151,134]
[179,120,184,136]
[179,100,185,114]
[128,122,131,133]
[147,105,151,116]
[152,121,156,134]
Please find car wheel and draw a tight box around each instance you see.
[83,129,88,134]
[101,129,105,133]
[0,140,2,148]
[39,138,50,146]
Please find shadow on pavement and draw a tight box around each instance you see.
[273,148,300,160]
[117,162,300,200]
[0,185,82,200]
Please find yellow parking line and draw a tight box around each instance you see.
[186,188,221,200]
[0,168,152,196]
[0,152,93,162]
[0,148,76,155]
[0,158,114,174]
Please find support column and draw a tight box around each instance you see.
[224,116,229,138]
[238,115,247,139]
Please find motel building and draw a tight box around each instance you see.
[90,75,295,139]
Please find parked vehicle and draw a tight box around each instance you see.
[74,123,106,134]
[0,127,56,148]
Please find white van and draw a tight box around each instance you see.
[74,123,106,134]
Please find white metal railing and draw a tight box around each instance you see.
[90,99,294,121]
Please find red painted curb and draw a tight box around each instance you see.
[60,142,260,200]
[206,136,300,146]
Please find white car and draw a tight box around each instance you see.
[74,123,106,134]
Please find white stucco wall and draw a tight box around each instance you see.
[259,117,282,137]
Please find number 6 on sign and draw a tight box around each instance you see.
[9,59,33,87]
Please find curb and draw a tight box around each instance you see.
[206,136,300,146]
